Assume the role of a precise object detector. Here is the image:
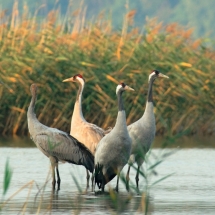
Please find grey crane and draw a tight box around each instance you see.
[126,70,169,191]
[27,84,94,190]
[63,74,110,187]
[94,83,134,192]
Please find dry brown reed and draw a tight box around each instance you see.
[0,2,215,136]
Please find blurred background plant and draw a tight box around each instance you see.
[0,0,215,137]
[2,159,13,197]
[0,158,13,212]
[1,0,215,39]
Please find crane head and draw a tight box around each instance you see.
[116,82,135,94]
[62,74,85,83]
[30,84,38,96]
[148,70,169,83]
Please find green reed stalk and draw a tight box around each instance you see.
[2,158,13,196]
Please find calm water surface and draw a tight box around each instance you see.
[0,137,215,215]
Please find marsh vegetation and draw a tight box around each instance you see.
[0,2,215,215]
[0,2,215,136]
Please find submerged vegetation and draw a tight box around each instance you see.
[0,2,215,136]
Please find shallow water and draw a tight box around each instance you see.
[0,137,215,215]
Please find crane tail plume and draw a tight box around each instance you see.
[95,163,104,189]
[94,164,117,189]
[83,153,94,173]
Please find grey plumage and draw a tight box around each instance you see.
[94,83,134,192]
[126,70,169,191]
[27,84,94,190]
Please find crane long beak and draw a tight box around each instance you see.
[158,73,169,79]
[62,77,73,82]
[125,85,135,91]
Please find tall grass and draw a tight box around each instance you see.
[0,2,215,136]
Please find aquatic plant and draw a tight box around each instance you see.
[2,159,13,196]
[0,158,13,212]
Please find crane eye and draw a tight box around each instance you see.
[121,82,126,88]
[150,70,160,75]
[154,70,159,75]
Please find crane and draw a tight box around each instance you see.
[63,74,110,187]
[27,84,94,190]
[94,83,134,192]
[126,70,169,191]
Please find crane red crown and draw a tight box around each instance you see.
[76,74,83,78]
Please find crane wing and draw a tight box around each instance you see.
[104,126,112,135]
[33,128,94,173]
[88,123,105,138]
[86,124,105,153]
[71,123,105,154]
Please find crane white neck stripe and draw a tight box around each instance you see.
[76,77,85,86]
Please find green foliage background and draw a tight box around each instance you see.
[0,1,215,136]
[1,0,215,39]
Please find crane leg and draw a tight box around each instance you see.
[91,170,95,192]
[101,179,105,192]
[115,173,120,192]
[126,166,131,191]
[135,165,140,191]
[86,169,90,188]
[101,174,106,192]
[52,167,56,190]
[50,157,56,190]
[56,163,61,190]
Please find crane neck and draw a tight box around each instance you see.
[141,78,155,121]
[147,78,154,103]
[117,90,125,111]
[72,81,86,123]
[27,90,37,120]
[115,90,127,129]
[27,89,42,137]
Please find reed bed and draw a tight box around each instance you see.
[0,2,215,136]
